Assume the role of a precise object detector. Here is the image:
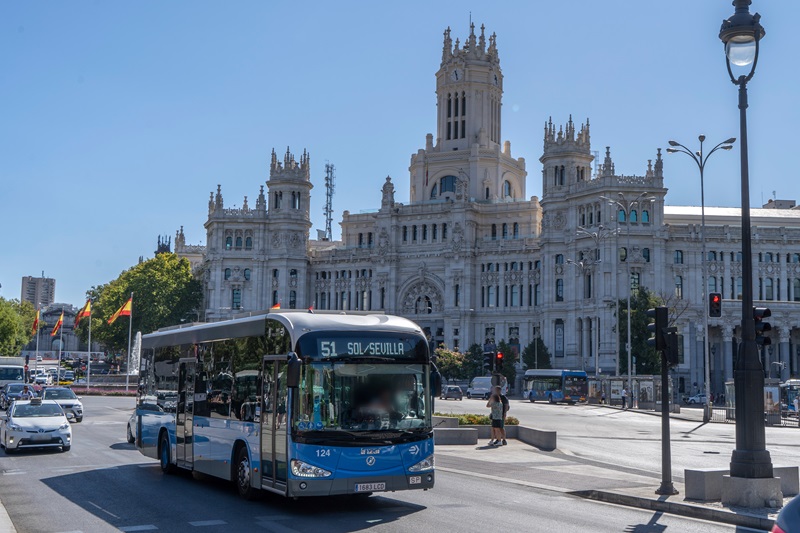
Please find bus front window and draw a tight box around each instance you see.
[294,363,430,437]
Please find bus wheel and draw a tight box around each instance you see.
[529,394,535,403]
[159,433,175,475]
[236,447,256,500]
[548,395,555,404]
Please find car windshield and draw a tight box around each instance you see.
[292,363,431,435]
[12,403,64,417]
[44,389,77,400]
[6,384,26,393]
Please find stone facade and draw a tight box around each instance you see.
[175,24,800,397]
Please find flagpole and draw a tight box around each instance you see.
[34,306,40,374]
[58,307,64,382]
[125,292,133,392]
[87,303,92,391]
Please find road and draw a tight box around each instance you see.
[435,396,800,482]
[0,397,769,532]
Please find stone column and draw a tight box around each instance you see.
[780,330,791,382]
[722,323,735,383]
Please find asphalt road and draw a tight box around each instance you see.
[0,396,768,532]
[435,396,800,482]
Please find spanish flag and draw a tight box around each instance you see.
[32,309,40,335]
[270,303,281,310]
[108,297,132,325]
[51,312,64,337]
[74,300,91,327]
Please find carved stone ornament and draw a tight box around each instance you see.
[378,228,390,256]
[271,233,282,247]
[401,281,444,314]
[289,232,301,248]
[451,223,464,252]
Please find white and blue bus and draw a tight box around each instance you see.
[523,369,588,404]
[136,311,439,499]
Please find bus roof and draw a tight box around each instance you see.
[523,369,587,377]
[142,311,425,350]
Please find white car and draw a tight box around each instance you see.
[41,388,83,422]
[127,402,163,443]
[0,398,72,453]
[685,393,707,405]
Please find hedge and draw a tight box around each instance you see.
[434,412,519,426]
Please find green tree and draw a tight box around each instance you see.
[618,286,664,376]
[0,298,36,356]
[521,337,552,370]
[434,346,464,382]
[80,253,203,351]
[463,343,485,379]
[496,340,517,386]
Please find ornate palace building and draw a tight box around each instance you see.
[175,24,800,397]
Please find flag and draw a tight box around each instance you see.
[270,303,281,310]
[108,297,133,325]
[32,309,40,335]
[307,305,314,314]
[51,312,64,337]
[75,300,91,327]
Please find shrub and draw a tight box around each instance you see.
[434,412,519,426]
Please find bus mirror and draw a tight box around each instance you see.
[432,370,442,398]
[286,352,301,388]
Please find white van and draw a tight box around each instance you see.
[0,365,25,388]
[467,376,509,399]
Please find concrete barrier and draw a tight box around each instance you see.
[516,425,557,451]
[685,466,799,501]
[433,428,478,445]
[432,416,459,428]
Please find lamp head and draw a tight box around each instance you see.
[720,0,765,68]
[725,137,737,144]
[722,145,733,150]
[698,134,706,143]
[668,140,680,147]
[665,148,678,154]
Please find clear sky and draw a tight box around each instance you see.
[1,1,797,308]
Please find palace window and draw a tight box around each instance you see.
[244,268,251,281]
[674,250,684,264]
[232,288,241,310]
[225,236,232,250]
[245,237,253,250]
[224,268,231,280]
[503,180,512,198]
[556,279,564,302]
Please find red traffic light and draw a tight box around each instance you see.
[711,294,720,304]
[496,352,503,359]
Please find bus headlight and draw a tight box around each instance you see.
[408,454,434,472]
[290,459,332,478]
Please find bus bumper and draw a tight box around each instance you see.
[287,472,435,497]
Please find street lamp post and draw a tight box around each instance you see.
[567,258,600,375]
[600,192,653,401]
[666,136,735,422]
[719,0,773,480]
[576,225,619,377]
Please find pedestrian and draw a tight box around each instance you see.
[621,388,627,409]
[495,385,510,445]
[486,390,504,446]
[601,390,606,405]
[20,385,34,400]
[794,396,799,419]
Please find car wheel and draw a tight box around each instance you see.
[75,417,83,423]
[127,424,135,444]
[159,433,175,474]
[466,393,471,399]
[459,397,462,401]
[61,445,71,452]
[235,446,256,500]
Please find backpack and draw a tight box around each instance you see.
[500,394,510,416]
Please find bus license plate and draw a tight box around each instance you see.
[355,482,385,492]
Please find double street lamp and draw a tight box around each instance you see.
[719,0,772,479]
[600,192,654,398]
[666,136,735,423]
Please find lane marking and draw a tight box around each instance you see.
[119,527,158,532]
[189,520,227,527]
[87,501,120,519]
[437,466,569,494]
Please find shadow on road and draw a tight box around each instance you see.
[108,442,136,450]
[624,510,667,532]
[40,463,426,532]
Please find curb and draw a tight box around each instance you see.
[0,497,16,533]
[595,404,701,423]
[570,489,775,531]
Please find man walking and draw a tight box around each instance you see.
[621,388,627,410]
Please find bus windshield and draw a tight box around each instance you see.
[293,363,430,439]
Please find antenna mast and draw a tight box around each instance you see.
[324,162,335,241]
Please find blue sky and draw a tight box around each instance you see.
[1,1,797,307]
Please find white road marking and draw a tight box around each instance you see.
[189,520,227,527]
[254,516,292,521]
[2,471,27,475]
[119,526,158,532]
[87,501,120,519]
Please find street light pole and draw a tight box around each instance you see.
[720,0,773,480]
[600,192,653,401]
[666,136,735,423]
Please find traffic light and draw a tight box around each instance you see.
[495,352,504,372]
[483,352,493,373]
[709,293,722,318]
[666,328,679,367]
[753,306,772,346]
[25,354,30,365]
[646,307,669,351]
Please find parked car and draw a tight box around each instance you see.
[684,393,707,405]
[41,387,83,422]
[772,493,800,532]
[440,385,463,401]
[0,398,72,453]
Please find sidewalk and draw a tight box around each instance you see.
[434,439,781,530]
[0,497,16,533]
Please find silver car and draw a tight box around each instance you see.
[0,399,72,452]
[41,388,83,422]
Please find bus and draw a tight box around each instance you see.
[780,379,800,415]
[523,369,588,404]
[136,310,439,499]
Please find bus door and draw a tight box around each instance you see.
[176,359,196,469]
[260,355,289,492]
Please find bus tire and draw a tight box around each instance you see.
[159,432,176,475]
[548,395,555,404]
[529,394,535,403]
[235,446,257,500]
